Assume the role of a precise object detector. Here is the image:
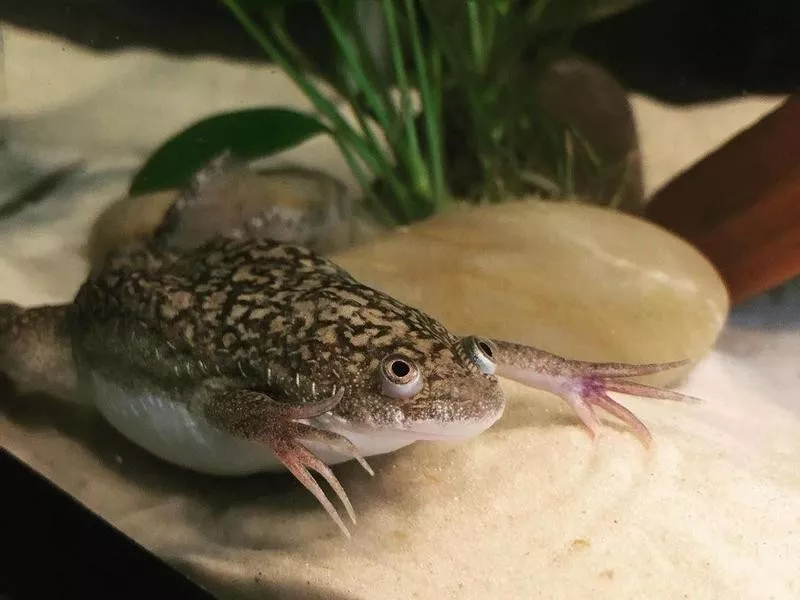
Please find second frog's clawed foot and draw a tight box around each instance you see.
[461,336,701,444]
[535,361,700,445]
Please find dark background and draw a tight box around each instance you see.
[1,0,799,103]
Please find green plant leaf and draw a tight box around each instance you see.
[129,108,328,195]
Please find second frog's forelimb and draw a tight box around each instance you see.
[460,336,699,444]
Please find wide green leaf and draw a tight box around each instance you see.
[129,108,329,195]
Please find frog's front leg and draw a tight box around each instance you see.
[203,387,373,537]
[461,337,700,444]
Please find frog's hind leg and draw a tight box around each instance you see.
[0,303,79,402]
[152,151,334,252]
[203,387,372,537]
[152,151,251,250]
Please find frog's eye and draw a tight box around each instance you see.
[380,354,423,399]
[463,336,497,375]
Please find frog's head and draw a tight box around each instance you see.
[313,327,507,456]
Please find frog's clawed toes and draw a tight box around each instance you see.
[292,422,374,477]
[553,362,702,445]
[272,422,372,537]
[483,339,700,444]
[271,427,358,538]
[556,377,654,444]
[260,387,374,535]
[205,386,368,536]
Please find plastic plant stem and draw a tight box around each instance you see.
[466,1,486,74]
[316,8,399,182]
[381,0,431,202]
[221,0,400,223]
[317,4,417,222]
[403,0,448,208]
[261,3,412,223]
[318,4,392,133]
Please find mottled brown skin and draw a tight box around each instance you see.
[72,237,502,430]
[0,304,75,400]
[2,236,507,536]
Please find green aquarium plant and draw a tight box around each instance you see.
[131,0,619,227]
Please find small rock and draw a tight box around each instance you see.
[332,198,729,385]
[534,54,644,214]
[440,54,643,214]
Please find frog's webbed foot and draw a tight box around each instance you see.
[152,150,245,250]
[204,387,372,537]
[462,337,700,445]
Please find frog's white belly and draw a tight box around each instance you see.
[89,373,288,475]
[87,372,418,476]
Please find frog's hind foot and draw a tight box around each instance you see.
[152,150,247,250]
[151,151,347,253]
[0,303,77,401]
[204,387,372,537]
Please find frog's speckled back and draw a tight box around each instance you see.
[71,236,502,428]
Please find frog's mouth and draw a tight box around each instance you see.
[399,412,504,440]
[324,420,501,460]
[311,407,504,458]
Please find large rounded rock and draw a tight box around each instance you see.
[332,199,729,386]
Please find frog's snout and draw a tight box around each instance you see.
[401,374,506,440]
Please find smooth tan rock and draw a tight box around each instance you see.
[333,198,729,386]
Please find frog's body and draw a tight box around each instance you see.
[0,154,698,536]
[71,236,503,478]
